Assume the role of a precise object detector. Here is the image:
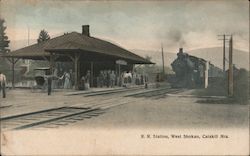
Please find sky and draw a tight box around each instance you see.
[0,0,249,53]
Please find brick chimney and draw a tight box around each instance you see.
[82,25,90,36]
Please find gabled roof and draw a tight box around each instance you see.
[5,32,152,64]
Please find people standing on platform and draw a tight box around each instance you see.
[0,71,6,98]
[144,74,149,88]
[117,72,122,87]
[43,69,53,95]
[110,70,116,88]
[141,74,144,85]
[123,71,129,87]
[135,73,140,85]
[107,70,111,87]
[96,76,100,88]
[58,68,64,89]
[132,72,136,85]
[103,70,107,87]
[79,75,85,90]
[47,74,52,95]
[99,70,104,88]
[123,71,130,87]
[60,71,71,89]
[127,71,132,84]
[115,71,118,86]
[69,69,75,89]
[52,68,58,89]
[85,70,91,90]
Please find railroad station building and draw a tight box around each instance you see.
[3,25,152,89]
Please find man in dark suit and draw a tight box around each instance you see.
[0,71,7,98]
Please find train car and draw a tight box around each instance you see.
[170,48,223,88]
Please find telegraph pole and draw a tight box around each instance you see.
[223,34,225,72]
[27,26,30,46]
[161,43,165,76]
[228,35,233,97]
[27,26,30,72]
[218,34,230,72]
[249,0,250,97]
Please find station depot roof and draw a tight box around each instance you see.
[4,32,153,64]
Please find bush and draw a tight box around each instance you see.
[233,68,249,104]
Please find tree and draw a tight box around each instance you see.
[0,19,10,54]
[37,29,50,43]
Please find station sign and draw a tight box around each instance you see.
[116,59,127,65]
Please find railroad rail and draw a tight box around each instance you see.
[65,85,150,96]
[0,98,134,131]
[83,86,145,97]
[1,86,183,131]
[124,87,185,99]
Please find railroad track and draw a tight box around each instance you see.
[151,89,186,99]
[83,86,145,97]
[124,87,184,99]
[65,85,147,96]
[66,83,168,97]
[1,86,182,131]
[81,85,175,98]
[0,97,134,131]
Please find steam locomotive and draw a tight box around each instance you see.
[170,48,223,88]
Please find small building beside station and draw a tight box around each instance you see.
[4,25,153,89]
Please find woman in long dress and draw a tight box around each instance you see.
[60,71,71,89]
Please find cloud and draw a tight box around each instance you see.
[1,0,249,52]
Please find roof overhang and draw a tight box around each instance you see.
[2,32,154,64]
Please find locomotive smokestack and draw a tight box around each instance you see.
[179,48,183,53]
[82,25,90,36]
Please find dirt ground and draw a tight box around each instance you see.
[0,88,249,129]
[1,88,249,156]
[68,96,249,129]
